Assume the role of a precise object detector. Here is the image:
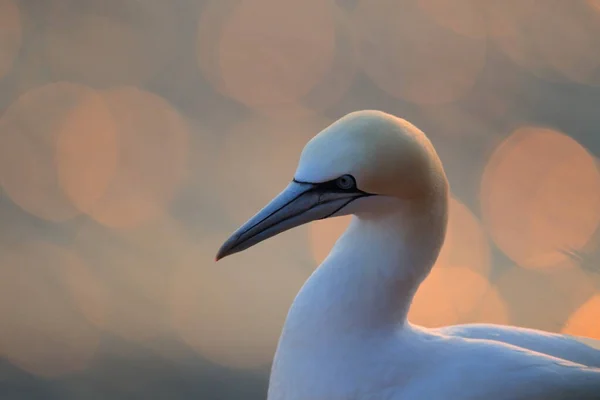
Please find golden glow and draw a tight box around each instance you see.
[436,197,491,277]
[409,266,490,327]
[562,295,600,340]
[2,0,600,386]
[481,126,600,269]
[467,287,510,326]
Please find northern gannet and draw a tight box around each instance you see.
[216,110,600,400]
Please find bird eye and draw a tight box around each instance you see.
[335,174,356,190]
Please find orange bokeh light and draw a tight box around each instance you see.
[436,197,491,277]
[481,126,600,269]
[0,241,101,377]
[409,266,491,327]
[562,294,600,339]
[354,0,486,104]
[207,0,336,109]
[0,0,21,81]
[85,87,189,229]
[56,89,119,215]
[198,1,355,118]
[466,286,510,326]
[408,198,495,327]
[0,82,99,221]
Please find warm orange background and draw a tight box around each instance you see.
[0,0,599,398]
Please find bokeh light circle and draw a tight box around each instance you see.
[198,1,355,118]
[562,294,600,340]
[466,287,510,326]
[0,82,100,221]
[409,266,491,327]
[354,0,486,104]
[481,126,600,269]
[85,87,189,229]
[436,197,491,277]
[210,0,335,109]
[56,89,119,214]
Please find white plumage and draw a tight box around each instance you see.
[217,110,600,400]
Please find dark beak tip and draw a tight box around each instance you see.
[215,247,227,262]
[215,238,236,263]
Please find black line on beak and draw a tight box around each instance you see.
[235,182,315,239]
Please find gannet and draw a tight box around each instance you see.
[216,110,600,400]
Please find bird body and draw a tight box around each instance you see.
[217,110,600,399]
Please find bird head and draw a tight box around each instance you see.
[216,110,447,261]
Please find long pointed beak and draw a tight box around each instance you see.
[216,180,365,261]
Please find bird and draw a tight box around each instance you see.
[216,110,600,400]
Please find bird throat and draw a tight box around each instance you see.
[281,195,448,343]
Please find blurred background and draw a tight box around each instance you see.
[1,0,600,398]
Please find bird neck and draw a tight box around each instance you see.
[282,195,448,342]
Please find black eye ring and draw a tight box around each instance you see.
[335,174,356,190]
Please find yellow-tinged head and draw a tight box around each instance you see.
[216,110,447,260]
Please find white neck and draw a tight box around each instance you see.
[280,195,448,344]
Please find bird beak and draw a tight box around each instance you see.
[216,180,365,261]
